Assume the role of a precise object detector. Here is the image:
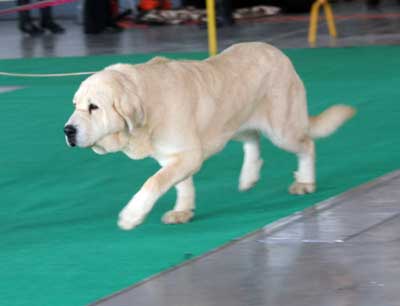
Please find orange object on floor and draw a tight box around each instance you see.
[138,0,171,11]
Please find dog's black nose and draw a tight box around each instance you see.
[64,125,77,137]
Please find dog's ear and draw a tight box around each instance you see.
[114,91,145,133]
[114,74,145,132]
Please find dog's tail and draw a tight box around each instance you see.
[308,104,356,139]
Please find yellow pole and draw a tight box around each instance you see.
[308,0,322,45]
[206,0,218,56]
[323,1,337,37]
[308,0,337,45]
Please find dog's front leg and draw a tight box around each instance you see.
[162,176,195,224]
[118,152,203,230]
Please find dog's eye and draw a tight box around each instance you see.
[88,103,99,114]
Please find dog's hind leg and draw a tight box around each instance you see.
[235,131,263,191]
[254,106,315,195]
[288,137,316,195]
[256,74,316,195]
[266,132,316,195]
[162,177,195,224]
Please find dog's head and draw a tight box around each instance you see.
[64,69,144,150]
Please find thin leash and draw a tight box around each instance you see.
[0,71,97,77]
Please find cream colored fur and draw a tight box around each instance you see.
[309,105,355,139]
[65,42,356,230]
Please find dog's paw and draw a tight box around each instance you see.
[239,177,259,192]
[239,159,263,192]
[162,210,194,224]
[118,209,146,230]
[289,182,316,195]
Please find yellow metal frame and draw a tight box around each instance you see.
[308,0,337,45]
[206,0,218,56]
[206,0,336,53]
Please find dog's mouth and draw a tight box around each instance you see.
[65,136,76,147]
[64,124,78,147]
[68,140,76,147]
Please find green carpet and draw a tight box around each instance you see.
[1,46,399,306]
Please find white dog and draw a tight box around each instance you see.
[64,42,355,230]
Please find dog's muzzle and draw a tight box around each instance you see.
[64,124,77,147]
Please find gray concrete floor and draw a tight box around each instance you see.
[91,171,400,306]
[1,1,400,59]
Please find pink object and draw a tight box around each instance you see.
[0,0,79,16]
